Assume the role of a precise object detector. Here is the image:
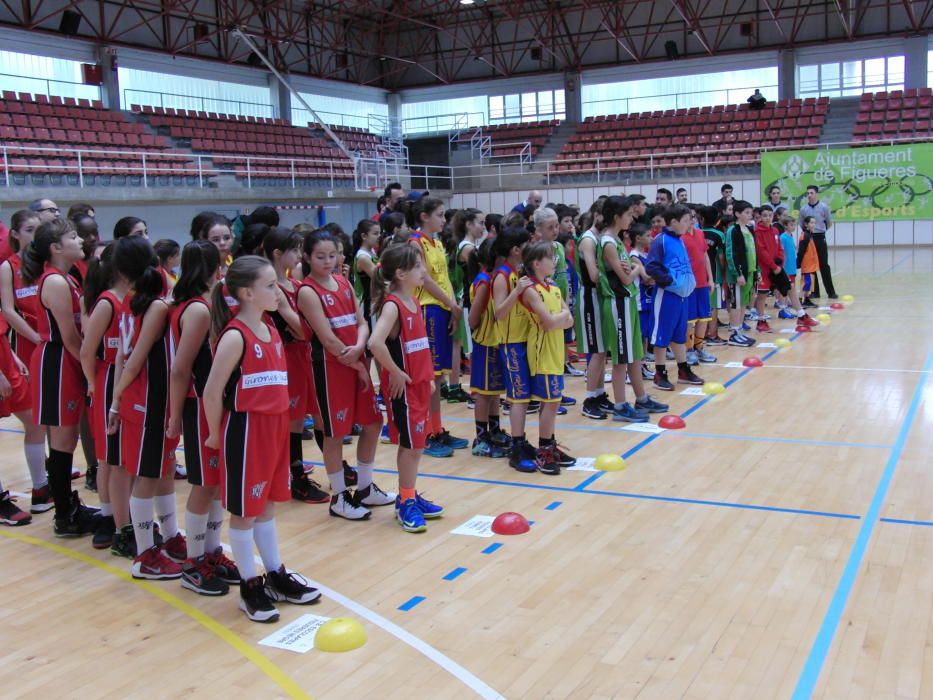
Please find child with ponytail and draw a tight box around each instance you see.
[368,245,445,532]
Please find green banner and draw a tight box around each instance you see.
[760,143,933,221]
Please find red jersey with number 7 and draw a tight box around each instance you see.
[382,293,433,384]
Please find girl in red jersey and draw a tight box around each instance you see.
[80,244,130,551]
[166,240,238,596]
[203,256,320,623]
[107,237,185,580]
[262,227,329,505]
[297,230,394,522]
[368,244,445,533]
[23,219,99,536]
[0,210,50,515]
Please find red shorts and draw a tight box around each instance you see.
[182,396,220,487]
[11,332,36,368]
[121,420,180,479]
[311,360,381,438]
[0,334,30,418]
[285,342,315,421]
[220,410,290,518]
[90,361,121,465]
[381,375,431,450]
[30,341,84,426]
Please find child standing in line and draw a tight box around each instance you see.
[468,239,510,458]
[107,237,185,579]
[776,220,819,326]
[699,206,728,346]
[724,201,758,348]
[627,224,656,379]
[520,241,576,475]
[751,206,786,334]
[409,197,468,456]
[351,219,381,328]
[444,208,484,404]
[297,230,394,522]
[368,245,445,533]
[203,256,320,623]
[646,205,704,390]
[798,216,820,308]
[167,241,240,595]
[682,212,717,365]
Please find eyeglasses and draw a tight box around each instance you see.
[37,207,60,214]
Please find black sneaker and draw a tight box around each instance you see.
[205,547,242,584]
[553,444,576,466]
[182,555,230,596]
[596,393,614,412]
[508,439,538,473]
[53,491,100,538]
[111,524,137,558]
[291,473,330,504]
[266,565,321,604]
[84,463,98,492]
[240,576,280,623]
[0,490,31,526]
[92,514,116,549]
[678,367,704,385]
[446,385,470,403]
[653,371,675,392]
[582,397,608,420]
[527,400,541,413]
[535,445,561,476]
[488,427,511,449]
[342,460,358,487]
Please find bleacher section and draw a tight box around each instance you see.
[553,98,829,177]
[452,120,560,159]
[138,106,356,184]
[854,88,933,141]
[0,92,200,186]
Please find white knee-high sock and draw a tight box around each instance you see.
[153,493,178,539]
[129,496,155,552]
[205,500,225,552]
[252,519,282,573]
[185,510,209,559]
[24,443,47,489]
[229,527,256,581]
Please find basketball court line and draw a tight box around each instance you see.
[0,529,313,700]
[880,517,933,528]
[791,346,933,699]
[881,250,914,275]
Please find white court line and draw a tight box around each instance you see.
[222,545,506,700]
[697,362,931,374]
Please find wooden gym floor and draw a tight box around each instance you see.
[1,246,932,700]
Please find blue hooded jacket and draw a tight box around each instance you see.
[646,229,696,298]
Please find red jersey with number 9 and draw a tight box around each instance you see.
[220,319,289,415]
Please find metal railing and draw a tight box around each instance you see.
[402,111,485,137]
[1,73,101,102]
[292,107,374,131]
[123,89,275,120]
[582,84,780,118]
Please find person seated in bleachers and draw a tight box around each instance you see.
[748,89,766,110]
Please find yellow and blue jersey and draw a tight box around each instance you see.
[469,271,500,347]
[493,263,533,344]
[411,231,452,309]
[525,277,565,377]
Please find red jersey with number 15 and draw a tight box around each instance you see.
[300,274,358,364]
[220,319,289,415]
[382,293,433,384]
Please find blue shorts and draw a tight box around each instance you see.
[531,374,563,403]
[650,287,688,348]
[499,342,531,403]
[423,304,452,375]
[470,343,504,395]
[639,308,653,341]
[687,286,712,323]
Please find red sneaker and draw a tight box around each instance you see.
[756,320,773,333]
[30,484,53,514]
[801,314,819,327]
[0,491,31,526]
[132,545,183,580]
[205,546,242,584]
[161,532,188,563]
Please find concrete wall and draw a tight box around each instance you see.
[449,179,933,247]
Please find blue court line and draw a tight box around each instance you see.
[545,501,562,510]
[443,567,468,581]
[880,517,933,528]
[481,543,502,554]
[398,595,426,611]
[881,250,913,275]
[791,347,933,700]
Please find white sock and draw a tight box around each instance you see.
[327,469,346,494]
[796,308,806,317]
[205,500,225,552]
[253,519,282,574]
[186,510,209,560]
[356,461,374,491]
[99,501,113,517]
[154,493,178,539]
[24,442,47,488]
[229,527,257,581]
[585,390,599,399]
[129,496,155,552]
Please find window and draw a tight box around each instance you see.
[487,89,565,124]
[0,50,101,101]
[119,67,272,118]
[797,55,904,98]
[581,66,777,118]
[400,96,487,135]
[291,93,388,131]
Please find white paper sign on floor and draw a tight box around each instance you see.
[819,306,832,311]
[259,614,331,654]
[450,515,496,538]
[757,342,777,348]
[567,457,597,472]
[604,372,612,383]
[779,328,795,333]
[619,422,666,434]
[680,387,706,396]
[724,362,745,368]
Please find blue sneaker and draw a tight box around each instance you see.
[380,424,391,444]
[395,498,427,533]
[635,395,669,413]
[472,436,507,458]
[557,405,568,415]
[435,429,469,450]
[423,437,454,458]
[415,492,444,519]
[560,395,577,406]
[303,416,314,431]
[741,322,752,331]
[508,439,537,473]
[612,402,650,422]
[778,308,796,320]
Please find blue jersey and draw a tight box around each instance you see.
[631,250,653,312]
[646,230,696,299]
[780,233,797,276]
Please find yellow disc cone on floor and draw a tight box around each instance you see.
[315,618,367,653]
[703,382,725,395]
[817,313,831,323]
[595,454,626,472]
[841,294,854,302]
[775,338,792,348]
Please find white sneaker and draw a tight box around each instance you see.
[357,482,397,507]
[745,309,760,321]
[685,350,699,366]
[328,490,371,520]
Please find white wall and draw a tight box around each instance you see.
[449,179,933,248]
